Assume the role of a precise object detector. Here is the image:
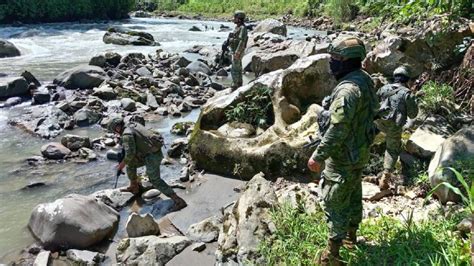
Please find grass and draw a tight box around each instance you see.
[419,81,455,116]
[260,202,471,265]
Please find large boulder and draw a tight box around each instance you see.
[428,126,474,204]
[54,65,107,90]
[41,142,71,160]
[0,76,29,98]
[253,19,287,36]
[0,39,21,58]
[189,54,336,179]
[28,194,119,249]
[116,236,191,265]
[216,173,278,264]
[186,216,222,243]
[103,28,157,46]
[186,61,212,75]
[61,134,91,151]
[126,213,160,238]
[74,108,102,127]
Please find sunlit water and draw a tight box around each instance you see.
[0,17,320,260]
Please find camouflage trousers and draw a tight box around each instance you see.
[321,159,363,242]
[376,120,403,172]
[126,152,175,197]
[231,54,243,88]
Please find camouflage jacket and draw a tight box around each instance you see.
[311,69,379,168]
[377,83,418,127]
[229,24,248,54]
[122,123,162,165]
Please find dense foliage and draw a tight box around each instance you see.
[225,86,273,128]
[0,0,135,24]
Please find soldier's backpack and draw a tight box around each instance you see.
[378,84,409,126]
[128,123,164,154]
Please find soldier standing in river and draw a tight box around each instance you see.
[228,10,248,90]
[307,36,379,265]
[376,66,419,190]
[108,117,187,212]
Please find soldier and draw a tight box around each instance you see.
[307,36,379,265]
[108,117,187,212]
[228,10,248,90]
[377,66,419,190]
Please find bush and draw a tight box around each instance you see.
[225,85,273,128]
[0,0,135,24]
[419,81,455,115]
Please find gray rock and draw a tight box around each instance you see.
[0,39,21,58]
[187,216,221,243]
[143,189,161,199]
[92,84,117,100]
[103,28,157,46]
[92,189,134,209]
[428,126,473,204]
[89,54,107,68]
[32,89,51,105]
[406,116,454,158]
[41,142,71,160]
[0,76,29,98]
[74,108,102,127]
[33,250,50,266]
[136,66,152,77]
[457,216,473,235]
[66,249,103,265]
[217,122,255,138]
[78,147,97,161]
[126,213,160,237]
[105,52,122,67]
[21,70,41,87]
[121,98,136,112]
[216,68,228,77]
[146,92,159,110]
[167,138,188,158]
[61,134,91,151]
[4,96,22,107]
[28,194,119,249]
[189,25,202,32]
[116,236,191,265]
[186,61,212,75]
[253,19,287,36]
[54,65,107,90]
[191,242,206,252]
[174,56,192,68]
[171,122,195,136]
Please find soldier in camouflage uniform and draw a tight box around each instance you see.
[108,117,187,212]
[307,36,379,265]
[228,10,248,90]
[377,66,419,190]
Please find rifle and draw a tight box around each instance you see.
[114,147,125,189]
[218,33,232,67]
[305,96,332,150]
[304,135,322,149]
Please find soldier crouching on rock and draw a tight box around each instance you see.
[108,117,187,212]
[307,36,379,265]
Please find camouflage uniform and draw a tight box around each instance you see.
[229,14,248,88]
[122,123,175,197]
[312,69,379,242]
[376,83,418,172]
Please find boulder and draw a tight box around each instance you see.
[189,26,202,32]
[0,39,21,58]
[136,66,152,77]
[9,105,69,139]
[174,56,192,68]
[41,142,71,160]
[89,54,106,68]
[428,126,474,204]
[253,19,287,36]
[171,122,195,136]
[189,54,336,179]
[61,134,91,151]
[0,76,29,98]
[216,173,277,264]
[406,116,455,158]
[92,84,117,100]
[74,108,102,127]
[92,189,134,209]
[4,96,22,107]
[187,216,221,243]
[186,61,212,75]
[53,65,107,90]
[34,250,50,266]
[103,28,157,46]
[168,138,188,158]
[216,68,228,77]
[126,213,160,237]
[116,236,191,265]
[32,89,51,105]
[121,98,136,112]
[105,52,122,67]
[28,194,119,249]
[66,249,103,265]
[21,70,41,87]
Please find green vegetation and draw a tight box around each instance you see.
[261,202,471,265]
[419,81,455,115]
[225,86,273,128]
[0,0,134,24]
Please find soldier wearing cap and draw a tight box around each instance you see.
[376,66,419,190]
[227,10,248,89]
[307,36,379,265]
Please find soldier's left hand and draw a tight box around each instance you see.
[234,52,241,60]
[307,158,322,173]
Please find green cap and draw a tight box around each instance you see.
[328,36,366,60]
[393,66,411,78]
[234,10,246,20]
[107,117,124,132]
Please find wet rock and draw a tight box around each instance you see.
[189,25,202,32]
[78,147,97,161]
[217,173,277,264]
[74,108,102,127]
[187,216,221,243]
[33,250,50,266]
[185,75,200,86]
[406,116,454,158]
[4,96,23,107]
[61,134,91,151]
[32,89,50,105]
[174,56,192,68]
[41,142,71,160]
[0,76,29,98]
[167,138,188,158]
[217,122,255,138]
[0,39,21,58]
[171,121,195,136]
[186,61,211,75]
[105,52,122,67]
[66,249,103,265]
[253,19,287,36]
[116,236,191,265]
[428,126,474,204]
[136,66,152,77]
[121,98,136,112]
[89,54,107,68]
[92,189,134,209]
[92,83,117,100]
[142,189,161,200]
[168,104,181,117]
[28,194,118,249]
[216,68,228,77]
[126,213,160,237]
[21,70,41,87]
[54,65,107,90]
[103,28,157,46]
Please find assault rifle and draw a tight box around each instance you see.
[304,96,332,150]
[218,33,233,67]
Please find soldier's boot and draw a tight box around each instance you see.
[379,171,392,190]
[169,194,187,212]
[120,179,140,195]
[342,228,357,249]
[317,240,344,266]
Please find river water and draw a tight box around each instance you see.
[0,17,319,260]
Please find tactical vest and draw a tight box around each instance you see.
[378,83,411,127]
[123,123,163,158]
[229,25,248,52]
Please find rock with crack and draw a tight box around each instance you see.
[190,54,336,179]
[216,173,278,264]
[66,249,104,265]
[186,216,222,243]
[428,125,473,204]
[126,213,160,238]
[28,194,119,250]
[116,236,191,265]
[53,65,107,90]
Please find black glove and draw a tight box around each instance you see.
[116,169,124,177]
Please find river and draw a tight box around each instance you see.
[0,17,319,260]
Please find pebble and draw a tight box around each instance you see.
[142,189,161,199]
